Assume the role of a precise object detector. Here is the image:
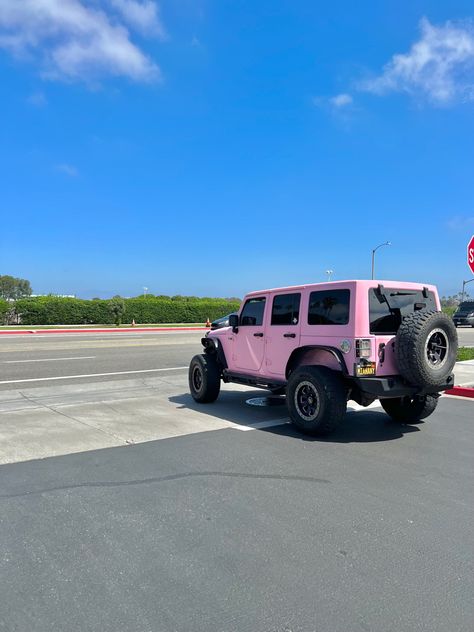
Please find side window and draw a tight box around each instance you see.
[308,290,350,325]
[271,293,301,326]
[240,297,266,326]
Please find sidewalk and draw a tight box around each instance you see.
[453,360,474,387]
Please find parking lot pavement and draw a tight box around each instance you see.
[0,395,473,632]
[0,371,273,464]
[1,330,473,631]
[1,363,473,465]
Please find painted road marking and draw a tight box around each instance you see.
[0,366,188,385]
[227,418,289,432]
[227,401,384,432]
[3,356,96,364]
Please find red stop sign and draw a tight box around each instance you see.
[469,235,474,274]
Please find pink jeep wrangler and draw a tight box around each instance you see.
[189,281,458,435]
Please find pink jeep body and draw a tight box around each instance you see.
[202,279,453,402]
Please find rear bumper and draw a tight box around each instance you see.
[351,373,455,399]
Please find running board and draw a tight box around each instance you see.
[222,370,286,391]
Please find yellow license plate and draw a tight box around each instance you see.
[355,362,376,377]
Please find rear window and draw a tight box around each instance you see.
[308,290,350,325]
[369,288,437,334]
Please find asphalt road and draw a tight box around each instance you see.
[0,330,203,389]
[0,330,473,631]
[1,327,473,391]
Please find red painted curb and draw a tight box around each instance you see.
[445,387,474,399]
[0,327,208,335]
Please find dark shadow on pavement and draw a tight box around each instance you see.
[169,391,421,444]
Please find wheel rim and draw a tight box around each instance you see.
[294,381,320,421]
[425,328,449,368]
[192,365,203,391]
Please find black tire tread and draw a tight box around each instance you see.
[395,310,457,387]
[287,366,346,436]
[189,354,221,403]
[381,395,438,423]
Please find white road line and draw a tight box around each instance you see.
[0,366,188,385]
[228,402,384,432]
[227,418,289,431]
[3,356,96,364]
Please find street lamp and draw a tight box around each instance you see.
[143,286,148,296]
[326,270,334,281]
[371,242,391,280]
[461,278,474,302]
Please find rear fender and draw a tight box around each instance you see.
[285,346,348,379]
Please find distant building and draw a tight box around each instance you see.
[31,294,76,298]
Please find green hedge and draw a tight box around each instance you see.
[441,305,456,317]
[14,296,240,326]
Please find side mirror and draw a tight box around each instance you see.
[229,314,239,333]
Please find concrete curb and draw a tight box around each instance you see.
[0,327,208,335]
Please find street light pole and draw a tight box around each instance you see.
[326,270,334,282]
[371,241,391,280]
[143,286,148,297]
[461,278,474,302]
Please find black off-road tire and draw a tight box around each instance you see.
[381,395,438,423]
[189,354,221,403]
[286,366,347,436]
[395,310,457,388]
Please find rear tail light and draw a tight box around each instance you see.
[355,339,372,358]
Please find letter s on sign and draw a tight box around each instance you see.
[470,247,474,264]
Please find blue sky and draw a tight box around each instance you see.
[1,0,474,299]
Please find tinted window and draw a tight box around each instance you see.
[271,293,301,326]
[308,290,350,325]
[240,297,266,326]
[455,302,474,314]
[369,288,437,334]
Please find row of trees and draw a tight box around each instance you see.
[440,292,473,307]
[0,275,32,301]
[0,295,240,326]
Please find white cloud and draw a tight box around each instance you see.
[107,0,165,37]
[328,93,353,107]
[55,163,79,177]
[0,0,162,84]
[361,18,474,104]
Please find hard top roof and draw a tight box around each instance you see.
[245,280,437,297]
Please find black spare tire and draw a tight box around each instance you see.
[395,310,458,387]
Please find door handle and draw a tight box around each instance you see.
[283,333,296,338]
[253,332,264,337]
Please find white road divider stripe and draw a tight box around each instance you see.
[0,366,188,385]
[227,418,289,431]
[3,356,96,364]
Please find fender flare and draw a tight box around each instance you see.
[285,345,348,379]
[202,337,228,369]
